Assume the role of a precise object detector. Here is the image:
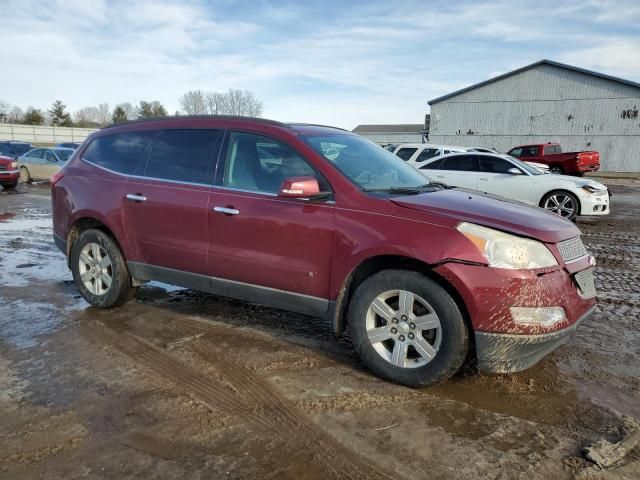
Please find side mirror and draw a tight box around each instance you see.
[507,168,522,175]
[278,176,330,201]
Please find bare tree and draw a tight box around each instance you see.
[0,100,10,123]
[179,90,207,115]
[178,89,263,117]
[118,102,137,120]
[74,106,101,127]
[96,103,111,125]
[224,89,263,117]
[7,106,24,124]
[205,91,228,115]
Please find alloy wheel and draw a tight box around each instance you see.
[543,194,576,218]
[19,167,30,183]
[365,289,442,368]
[78,242,113,295]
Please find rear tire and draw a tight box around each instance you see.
[19,166,31,183]
[70,229,136,308]
[549,166,563,174]
[347,269,469,387]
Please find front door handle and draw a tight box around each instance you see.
[479,177,488,181]
[213,206,240,216]
[126,193,147,202]
[435,175,445,179]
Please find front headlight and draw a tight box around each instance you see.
[11,161,18,169]
[457,222,558,269]
[581,184,606,194]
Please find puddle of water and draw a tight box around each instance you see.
[0,300,67,349]
[0,216,52,232]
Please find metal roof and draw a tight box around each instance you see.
[428,59,640,105]
[352,122,428,134]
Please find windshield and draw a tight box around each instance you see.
[302,134,430,191]
[503,155,543,175]
[54,149,74,161]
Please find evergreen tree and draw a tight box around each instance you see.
[48,100,73,126]
[23,108,45,125]
[112,105,127,123]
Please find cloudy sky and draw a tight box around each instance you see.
[1,0,639,129]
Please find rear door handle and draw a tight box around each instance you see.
[479,177,488,181]
[213,206,240,215]
[126,193,147,202]
[435,175,445,179]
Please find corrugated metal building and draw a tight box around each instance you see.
[428,60,640,172]
[352,120,429,145]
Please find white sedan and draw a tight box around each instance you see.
[417,152,609,220]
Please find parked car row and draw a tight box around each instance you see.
[389,143,608,220]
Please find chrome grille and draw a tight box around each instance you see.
[0,164,7,171]
[558,236,588,262]
[574,268,597,299]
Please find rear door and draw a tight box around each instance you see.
[42,150,63,178]
[122,129,222,275]
[206,131,335,310]
[477,155,533,204]
[438,155,479,190]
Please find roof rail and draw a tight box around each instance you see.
[101,115,289,130]
[286,122,349,132]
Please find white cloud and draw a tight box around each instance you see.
[0,0,639,129]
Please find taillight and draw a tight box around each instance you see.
[51,171,64,186]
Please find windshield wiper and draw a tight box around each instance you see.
[363,183,434,194]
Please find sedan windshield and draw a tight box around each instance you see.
[302,134,434,192]
[505,155,543,175]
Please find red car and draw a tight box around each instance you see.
[507,143,600,176]
[0,155,20,190]
[51,117,597,387]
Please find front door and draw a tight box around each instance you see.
[206,131,335,312]
[122,129,222,276]
[476,155,533,204]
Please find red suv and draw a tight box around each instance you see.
[52,117,597,387]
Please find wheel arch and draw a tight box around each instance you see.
[65,216,125,267]
[332,254,472,341]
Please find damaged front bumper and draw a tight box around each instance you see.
[475,305,596,373]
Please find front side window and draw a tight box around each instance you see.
[27,149,43,159]
[222,132,320,194]
[144,129,220,184]
[415,148,439,163]
[395,148,417,161]
[442,155,478,172]
[522,146,539,157]
[83,131,156,175]
[302,134,430,191]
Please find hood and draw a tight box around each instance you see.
[0,155,13,164]
[392,189,579,244]
[545,174,607,190]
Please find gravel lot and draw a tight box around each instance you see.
[1,184,639,479]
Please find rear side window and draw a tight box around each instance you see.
[522,146,539,156]
[395,148,417,161]
[420,158,444,170]
[144,129,220,184]
[478,156,517,174]
[442,155,478,171]
[83,131,156,175]
[415,148,439,163]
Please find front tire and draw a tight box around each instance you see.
[541,190,579,221]
[2,182,18,191]
[70,229,136,308]
[348,270,469,387]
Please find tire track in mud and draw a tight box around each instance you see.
[83,320,393,480]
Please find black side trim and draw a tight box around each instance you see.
[53,233,67,255]
[127,262,330,319]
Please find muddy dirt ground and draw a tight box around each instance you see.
[1,184,639,479]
